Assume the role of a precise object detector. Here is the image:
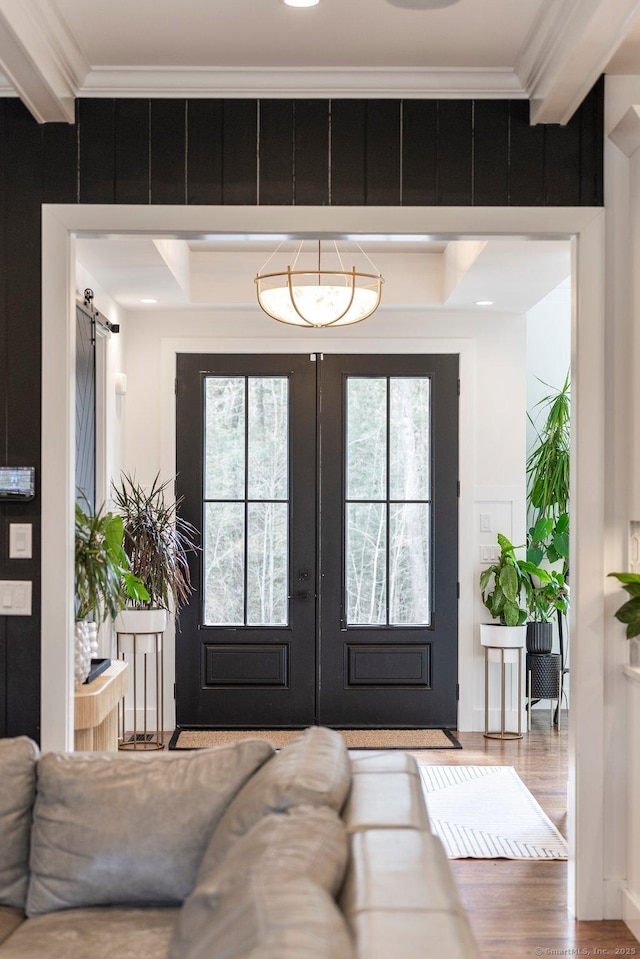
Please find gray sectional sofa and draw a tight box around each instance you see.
[0,727,480,959]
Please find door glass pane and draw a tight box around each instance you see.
[204,502,244,625]
[346,503,387,625]
[247,503,288,625]
[389,503,430,625]
[390,378,430,500]
[204,374,290,627]
[248,377,288,500]
[345,374,432,627]
[346,378,387,500]
[205,377,245,500]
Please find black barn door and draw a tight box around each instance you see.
[175,352,458,729]
[75,302,96,509]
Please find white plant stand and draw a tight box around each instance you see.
[115,609,167,751]
[480,624,526,741]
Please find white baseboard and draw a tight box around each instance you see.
[123,707,162,732]
[604,877,624,919]
[471,707,526,735]
[623,886,640,941]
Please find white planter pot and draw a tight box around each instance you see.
[480,623,527,649]
[74,621,98,686]
[114,608,168,655]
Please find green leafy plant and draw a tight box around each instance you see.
[75,499,148,623]
[526,512,569,569]
[528,569,570,623]
[112,472,199,613]
[480,532,549,627]
[608,572,640,639]
[527,373,570,526]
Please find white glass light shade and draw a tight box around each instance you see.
[256,269,383,328]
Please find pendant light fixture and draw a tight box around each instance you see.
[255,240,384,328]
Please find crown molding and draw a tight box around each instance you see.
[0,72,15,96]
[517,0,640,124]
[0,0,89,122]
[79,65,526,101]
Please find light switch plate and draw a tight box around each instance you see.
[9,524,32,559]
[480,545,500,564]
[0,581,32,616]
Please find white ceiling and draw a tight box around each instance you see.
[75,235,571,316]
[0,0,612,313]
[0,0,640,124]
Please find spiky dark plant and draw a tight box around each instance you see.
[112,473,199,613]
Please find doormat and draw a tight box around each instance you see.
[419,764,567,860]
[169,727,461,750]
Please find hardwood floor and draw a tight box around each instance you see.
[408,712,639,959]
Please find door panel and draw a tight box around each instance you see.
[175,352,458,730]
[318,354,458,728]
[176,353,317,727]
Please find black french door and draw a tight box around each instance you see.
[175,352,458,729]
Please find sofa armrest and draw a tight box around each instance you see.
[351,909,480,959]
[341,829,481,959]
[342,771,429,833]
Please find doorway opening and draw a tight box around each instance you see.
[41,202,605,920]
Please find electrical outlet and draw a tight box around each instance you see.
[480,512,492,532]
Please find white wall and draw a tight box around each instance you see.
[118,303,527,732]
[526,279,571,459]
[604,74,640,925]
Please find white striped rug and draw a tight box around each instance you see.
[419,765,568,860]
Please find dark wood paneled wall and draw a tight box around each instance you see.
[0,83,604,742]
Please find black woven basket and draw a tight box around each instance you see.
[526,652,561,698]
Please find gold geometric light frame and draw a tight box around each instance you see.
[255,240,384,328]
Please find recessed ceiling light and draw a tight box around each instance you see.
[140,298,158,304]
[476,300,494,307]
[283,0,319,6]
[386,0,460,8]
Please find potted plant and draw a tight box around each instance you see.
[479,532,548,648]
[526,373,571,668]
[608,572,640,638]
[527,513,569,577]
[526,374,570,576]
[526,569,570,653]
[74,499,147,685]
[112,473,199,647]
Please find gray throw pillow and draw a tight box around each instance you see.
[199,726,352,876]
[26,739,274,916]
[173,875,355,959]
[0,736,39,909]
[169,805,349,959]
